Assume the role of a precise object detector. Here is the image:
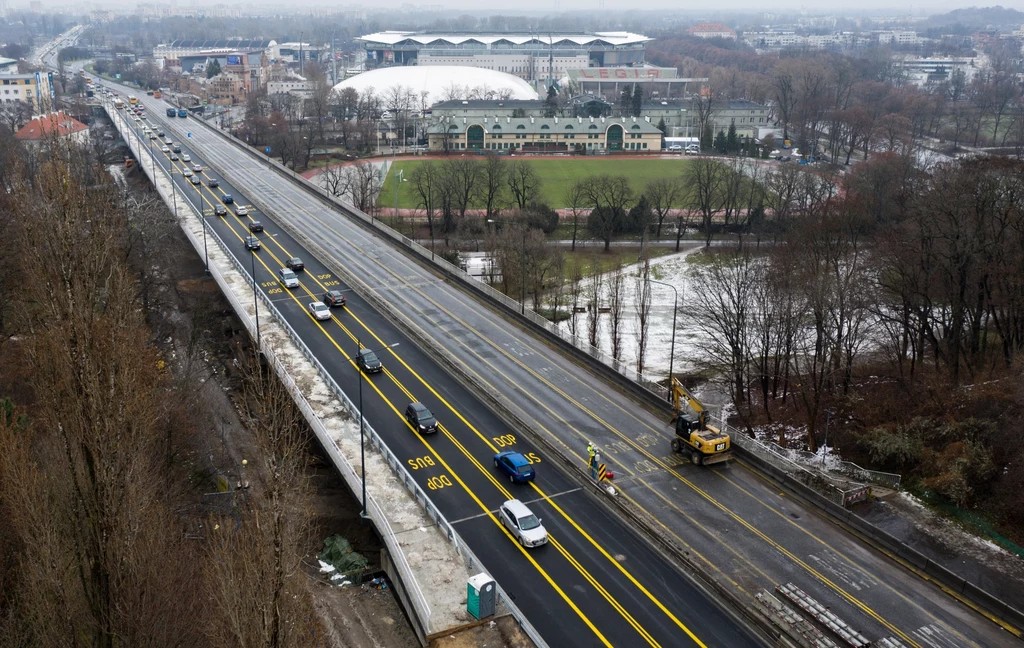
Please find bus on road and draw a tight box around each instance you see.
[113,98,125,110]
[128,95,138,105]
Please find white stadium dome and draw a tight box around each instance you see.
[333,66,539,104]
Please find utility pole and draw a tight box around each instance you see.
[331,32,337,85]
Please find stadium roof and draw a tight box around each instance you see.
[358,31,650,47]
[334,66,538,104]
[159,40,274,50]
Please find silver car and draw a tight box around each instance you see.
[308,301,331,321]
[278,268,299,289]
[499,499,548,548]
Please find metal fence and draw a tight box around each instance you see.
[188,115,672,403]
[116,105,546,647]
[714,417,870,508]
[764,442,902,491]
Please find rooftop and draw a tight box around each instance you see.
[430,115,663,134]
[15,112,88,140]
[158,39,274,50]
[358,31,650,47]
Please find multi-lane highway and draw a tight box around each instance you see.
[103,84,1019,648]
[106,95,764,648]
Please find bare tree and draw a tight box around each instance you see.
[582,175,634,251]
[480,153,508,219]
[346,161,384,214]
[564,177,588,251]
[683,157,727,246]
[410,160,440,239]
[507,160,541,210]
[634,258,653,375]
[587,258,604,348]
[645,177,683,238]
[607,261,626,362]
[567,259,584,339]
[207,353,315,648]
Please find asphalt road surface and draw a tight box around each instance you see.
[106,94,764,648]
[102,84,1020,648]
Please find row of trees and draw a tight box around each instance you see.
[686,155,1024,509]
[0,137,322,646]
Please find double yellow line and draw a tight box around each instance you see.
[147,133,692,647]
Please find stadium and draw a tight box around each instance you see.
[357,31,650,82]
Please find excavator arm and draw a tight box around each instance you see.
[670,377,708,430]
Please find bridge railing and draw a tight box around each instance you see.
[111,101,546,647]
[185,113,672,403]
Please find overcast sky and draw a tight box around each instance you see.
[13,0,1024,16]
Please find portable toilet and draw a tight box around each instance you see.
[466,573,496,620]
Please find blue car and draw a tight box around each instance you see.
[494,451,535,484]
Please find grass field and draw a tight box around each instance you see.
[379,157,691,209]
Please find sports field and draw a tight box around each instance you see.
[379,157,691,209]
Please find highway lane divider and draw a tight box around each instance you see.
[159,102,1024,642]
[107,101,549,648]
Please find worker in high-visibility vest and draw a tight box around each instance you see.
[587,442,595,470]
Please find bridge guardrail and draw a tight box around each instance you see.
[112,102,545,647]
[184,113,671,404]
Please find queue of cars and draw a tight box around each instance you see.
[151,107,549,550]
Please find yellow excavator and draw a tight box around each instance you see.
[669,377,732,466]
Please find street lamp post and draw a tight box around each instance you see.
[249,244,260,350]
[649,278,678,389]
[487,218,527,314]
[345,341,400,518]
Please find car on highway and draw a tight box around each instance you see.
[192,164,202,172]
[278,268,299,289]
[308,301,332,321]
[182,168,193,177]
[244,236,260,251]
[235,206,249,216]
[182,154,191,162]
[189,175,201,185]
[405,402,438,434]
[157,131,164,137]
[172,145,181,153]
[214,205,227,216]
[170,154,178,161]
[494,451,536,483]
[356,348,382,374]
[149,133,158,140]
[286,257,304,272]
[248,221,263,233]
[323,290,346,308]
[223,194,233,203]
[206,178,219,188]
[161,146,169,152]
[499,499,547,548]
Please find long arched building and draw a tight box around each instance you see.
[427,115,662,154]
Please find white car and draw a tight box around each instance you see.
[182,154,191,162]
[192,164,202,172]
[161,146,170,152]
[278,268,299,289]
[308,301,331,321]
[667,144,682,152]
[498,499,548,548]
[235,206,249,216]
[182,168,193,177]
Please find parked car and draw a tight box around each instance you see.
[405,402,438,434]
[244,236,260,251]
[278,268,299,289]
[286,257,304,272]
[498,499,547,548]
[667,144,682,152]
[356,348,382,373]
[308,301,331,321]
[494,451,536,483]
[323,290,346,308]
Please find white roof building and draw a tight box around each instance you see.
[334,66,538,105]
